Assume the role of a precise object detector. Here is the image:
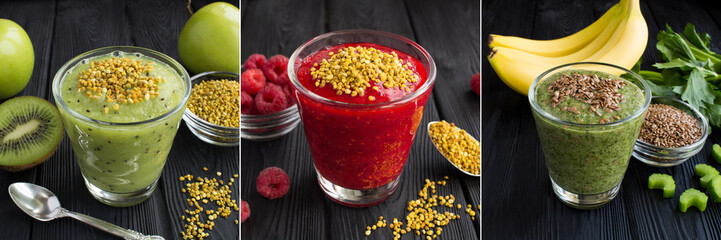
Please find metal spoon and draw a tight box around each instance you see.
[8,182,164,240]
[427,121,481,177]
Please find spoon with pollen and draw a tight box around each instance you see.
[8,182,164,240]
[427,121,481,177]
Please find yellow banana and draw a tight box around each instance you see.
[488,0,647,95]
[488,47,556,95]
[488,0,625,57]
[586,0,648,76]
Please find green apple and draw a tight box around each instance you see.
[0,19,34,100]
[178,2,239,74]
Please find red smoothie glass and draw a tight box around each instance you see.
[288,30,436,207]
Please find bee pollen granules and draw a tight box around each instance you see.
[187,79,240,128]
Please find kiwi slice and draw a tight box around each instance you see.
[0,96,63,171]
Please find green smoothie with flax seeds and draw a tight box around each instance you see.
[532,70,646,194]
[57,51,186,203]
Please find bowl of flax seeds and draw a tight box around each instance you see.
[633,96,708,167]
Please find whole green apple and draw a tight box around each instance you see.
[178,2,239,74]
[0,19,34,100]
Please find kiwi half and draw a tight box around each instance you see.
[0,96,63,171]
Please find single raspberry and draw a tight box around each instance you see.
[241,69,266,96]
[241,91,255,115]
[254,83,288,115]
[243,54,267,70]
[240,200,250,223]
[470,73,480,95]
[262,55,289,84]
[256,167,290,199]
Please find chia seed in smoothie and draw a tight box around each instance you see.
[57,52,186,198]
[532,70,646,194]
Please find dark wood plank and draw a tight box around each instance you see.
[0,0,56,237]
[323,1,481,238]
[35,0,159,239]
[125,0,241,239]
[240,0,325,239]
[483,0,721,239]
[619,1,721,238]
[163,124,240,240]
[403,0,481,236]
[239,0,322,60]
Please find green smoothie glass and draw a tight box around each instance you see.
[528,62,650,209]
[52,46,191,207]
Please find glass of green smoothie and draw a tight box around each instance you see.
[528,62,650,209]
[52,46,191,207]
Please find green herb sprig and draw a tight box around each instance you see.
[635,23,721,128]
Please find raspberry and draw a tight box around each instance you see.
[262,55,289,84]
[241,91,254,115]
[254,83,288,115]
[241,69,266,96]
[256,167,290,199]
[240,200,250,223]
[243,54,267,70]
[280,84,296,105]
[274,71,290,86]
[470,73,480,95]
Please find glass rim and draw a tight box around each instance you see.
[52,46,191,126]
[287,29,437,109]
[528,61,651,127]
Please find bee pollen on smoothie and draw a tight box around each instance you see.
[310,45,419,101]
[76,58,165,113]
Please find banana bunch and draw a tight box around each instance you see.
[488,0,648,95]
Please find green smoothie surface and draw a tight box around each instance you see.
[536,70,645,124]
[59,52,185,123]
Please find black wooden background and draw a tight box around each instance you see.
[483,0,721,239]
[240,0,480,239]
[0,1,239,239]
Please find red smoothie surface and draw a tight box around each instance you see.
[295,43,431,189]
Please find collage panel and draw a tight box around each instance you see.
[0,0,239,239]
[484,0,721,239]
[240,0,480,239]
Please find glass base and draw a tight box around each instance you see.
[84,177,158,207]
[551,178,620,210]
[316,171,400,208]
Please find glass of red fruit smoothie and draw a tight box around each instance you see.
[288,30,436,207]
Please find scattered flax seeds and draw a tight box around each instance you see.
[310,46,419,100]
[187,79,240,128]
[639,103,702,148]
[77,58,166,113]
[547,72,627,124]
[178,171,240,240]
[429,121,480,175]
[364,177,476,240]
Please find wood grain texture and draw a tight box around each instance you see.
[0,0,239,239]
[403,2,481,234]
[241,0,480,239]
[0,0,56,238]
[240,0,325,239]
[483,0,721,239]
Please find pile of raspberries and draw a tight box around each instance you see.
[241,54,295,115]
